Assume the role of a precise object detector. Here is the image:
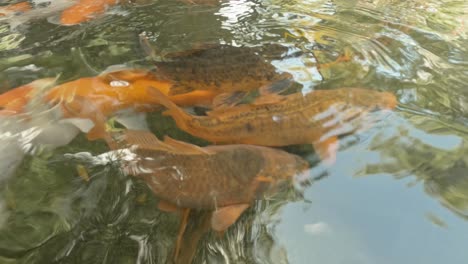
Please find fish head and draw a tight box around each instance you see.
[260,148,309,181]
[345,88,398,111]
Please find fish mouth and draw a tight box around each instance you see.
[377,92,398,110]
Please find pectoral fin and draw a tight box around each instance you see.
[211,204,250,232]
[114,112,149,131]
[158,200,180,212]
[174,208,191,263]
[61,118,95,133]
[86,123,109,141]
[212,91,247,109]
[313,136,339,165]
[259,77,293,96]
[168,84,196,96]
[175,211,212,264]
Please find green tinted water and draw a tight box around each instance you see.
[0,0,467,263]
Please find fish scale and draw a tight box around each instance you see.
[147,86,397,163]
[110,130,308,210]
[153,45,291,94]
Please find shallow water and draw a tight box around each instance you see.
[0,0,467,263]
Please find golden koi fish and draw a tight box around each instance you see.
[103,129,308,261]
[147,86,398,163]
[107,129,308,229]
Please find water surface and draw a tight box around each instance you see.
[0,0,467,263]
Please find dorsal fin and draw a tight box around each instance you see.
[106,130,174,152]
[212,91,247,109]
[163,136,213,155]
[259,76,293,96]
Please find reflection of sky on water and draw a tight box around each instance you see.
[217,0,256,27]
[276,114,468,264]
[278,171,468,264]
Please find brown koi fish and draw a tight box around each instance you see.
[103,129,308,261]
[141,41,294,105]
[148,86,397,163]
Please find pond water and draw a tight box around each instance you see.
[0,0,467,263]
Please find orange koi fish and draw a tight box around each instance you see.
[147,86,398,163]
[0,69,217,140]
[0,2,31,17]
[60,0,120,25]
[0,0,119,27]
[100,129,308,261]
[0,78,54,115]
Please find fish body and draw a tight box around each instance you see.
[60,0,120,25]
[0,106,87,183]
[0,2,32,17]
[104,130,308,230]
[149,87,397,162]
[0,0,119,28]
[149,44,292,96]
[0,69,216,140]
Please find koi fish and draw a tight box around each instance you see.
[93,129,308,261]
[141,41,294,106]
[0,2,32,17]
[60,0,120,25]
[147,86,398,164]
[0,69,217,140]
[0,106,89,183]
[0,0,119,28]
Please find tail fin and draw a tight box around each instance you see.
[0,78,54,115]
[105,129,175,154]
[146,86,193,129]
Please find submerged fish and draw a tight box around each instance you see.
[70,129,307,262]
[0,2,32,17]
[0,69,217,140]
[142,41,293,104]
[103,129,308,231]
[0,0,119,28]
[147,86,398,163]
[60,0,120,25]
[0,108,89,183]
